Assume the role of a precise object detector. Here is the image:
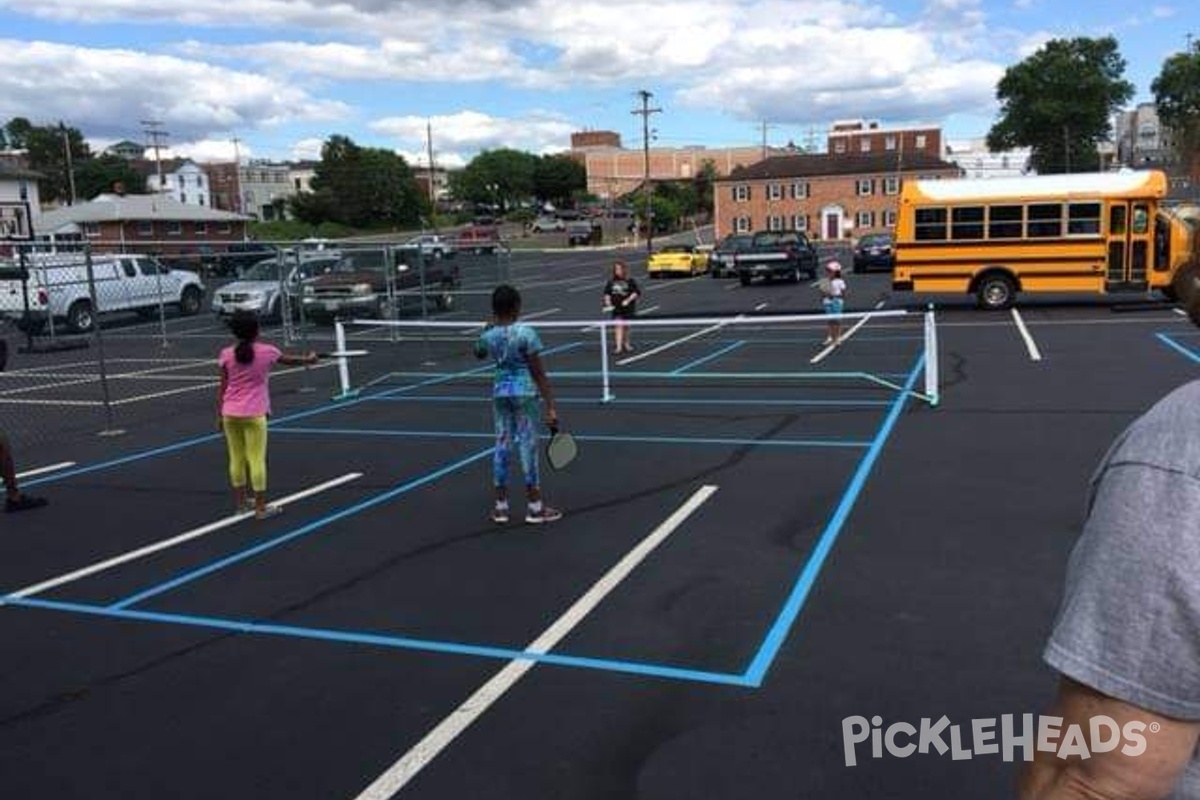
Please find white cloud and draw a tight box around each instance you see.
[370,110,575,166]
[289,138,325,162]
[0,40,349,140]
[1151,5,1175,18]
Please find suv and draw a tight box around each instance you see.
[301,247,460,323]
[734,231,819,285]
[211,254,340,321]
[0,254,205,333]
[404,234,456,260]
[530,216,565,233]
[566,221,600,247]
[455,225,503,254]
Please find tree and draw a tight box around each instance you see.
[987,37,1134,173]
[1,117,90,203]
[692,159,718,217]
[449,148,539,212]
[74,154,146,200]
[1152,42,1200,175]
[305,134,426,228]
[533,154,586,209]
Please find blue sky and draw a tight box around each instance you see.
[0,0,1191,167]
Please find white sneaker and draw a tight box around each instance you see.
[822,336,833,346]
[525,505,563,524]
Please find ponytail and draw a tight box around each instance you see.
[228,311,259,365]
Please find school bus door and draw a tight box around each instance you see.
[1106,201,1153,291]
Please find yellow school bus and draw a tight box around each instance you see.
[892,170,1200,309]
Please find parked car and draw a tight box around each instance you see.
[852,232,896,273]
[0,254,204,334]
[211,254,340,321]
[455,225,503,254]
[209,242,278,277]
[647,244,709,278]
[709,234,755,278]
[566,221,601,247]
[300,247,460,324]
[734,231,819,285]
[403,234,456,260]
[530,216,565,233]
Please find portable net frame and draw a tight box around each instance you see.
[327,309,940,408]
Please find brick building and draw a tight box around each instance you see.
[715,152,962,241]
[35,193,249,255]
[826,120,943,159]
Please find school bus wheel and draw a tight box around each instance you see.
[974,271,1017,310]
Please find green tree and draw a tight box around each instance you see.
[533,154,586,209]
[1152,42,1200,173]
[692,159,718,216]
[2,117,90,203]
[305,134,426,228]
[74,154,147,199]
[987,37,1134,173]
[449,148,539,212]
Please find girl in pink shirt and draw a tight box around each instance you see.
[217,312,316,519]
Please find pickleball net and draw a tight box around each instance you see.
[325,308,940,408]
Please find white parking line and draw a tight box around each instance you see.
[810,313,873,364]
[616,318,735,366]
[724,283,740,291]
[15,462,77,480]
[351,485,719,800]
[1175,308,1187,317]
[644,276,704,293]
[754,303,769,311]
[568,283,600,294]
[520,308,561,321]
[2,473,363,602]
[1010,308,1043,362]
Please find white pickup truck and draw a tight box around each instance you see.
[0,254,205,334]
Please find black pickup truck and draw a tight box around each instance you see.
[300,245,460,323]
[733,231,819,285]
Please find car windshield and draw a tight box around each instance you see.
[860,234,893,247]
[239,259,283,281]
[658,246,689,254]
[718,236,753,251]
[333,253,386,272]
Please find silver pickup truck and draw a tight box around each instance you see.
[0,254,205,333]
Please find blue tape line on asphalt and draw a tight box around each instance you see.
[1156,333,1200,363]
[271,427,874,449]
[366,395,893,408]
[5,596,752,688]
[740,352,926,687]
[107,447,495,610]
[670,341,746,375]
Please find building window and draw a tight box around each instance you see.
[82,222,100,238]
[195,222,208,235]
[733,185,751,202]
[767,215,785,231]
[884,177,900,195]
[137,220,153,237]
[18,180,28,201]
[861,139,872,153]
[792,214,808,231]
[834,140,847,154]
[166,221,182,236]
[885,136,897,151]
[768,183,783,201]
[915,134,927,149]
[855,211,875,229]
[734,216,751,234]
[218,221,233,234]
[856,179,874,196]
[883,210,897,227]
[180,193,187,204]
[199,196,206,206]
[790,181,808,199]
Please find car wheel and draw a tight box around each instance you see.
[179,286,202,316]
[976,273,1016,310]
[67,300,95,333]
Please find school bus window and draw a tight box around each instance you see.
[1028,204,1063,238]
[915,207,948,241]
[1133,205,1150,234]
[1154,216,1171,271]
[988,205,1023,239]
[1067,203,1101,235]
[951,206,985,240]
[1110,205,1126,235]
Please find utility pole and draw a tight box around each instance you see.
[632,89,662,253]
[231,136,243,214]
[426,119,439,234]
[760,121,775,160]
[59,122,77,205]
[141,120,169,196]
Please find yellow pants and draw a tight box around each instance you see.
[223,416,268,493]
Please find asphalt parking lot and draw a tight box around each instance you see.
[1,244,1196,799]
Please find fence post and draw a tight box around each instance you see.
[17,246,33,353]
[86,245,123,436]
[153,255,169,349]
[419,250,434,366]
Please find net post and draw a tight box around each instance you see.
[332,320,358,400]
[925,303,939,407]
[599,321,614,402]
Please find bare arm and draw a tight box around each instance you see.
[1019,677,1200,800]
[278,351,317,367]
[527,352,557,425]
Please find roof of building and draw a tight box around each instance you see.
[36,194,249,232]
[720,152,961,182]
[904,169,1167,202]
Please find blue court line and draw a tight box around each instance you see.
[1156,332,1200,363]
[271,427,874,449]
[740,352,925,687]
[366,395,893,408]
[107,447,495,610]
[21,341,583,489]
[4,596,750,687]
[671,341,746,375]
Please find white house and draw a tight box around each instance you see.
[945,138,1033,179]
[0,162,42,239]
[147,160,212,209]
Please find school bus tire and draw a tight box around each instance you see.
[974,271,1017,310]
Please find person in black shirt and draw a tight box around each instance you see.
[602,260,640,355]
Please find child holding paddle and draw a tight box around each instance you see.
[217,311,317,519]
[474,284,563,525]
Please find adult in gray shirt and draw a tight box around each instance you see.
[1021,281,1200,799]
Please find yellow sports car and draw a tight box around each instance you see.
[647,245,709,278]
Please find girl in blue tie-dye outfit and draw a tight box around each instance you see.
[474,285,562,525]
